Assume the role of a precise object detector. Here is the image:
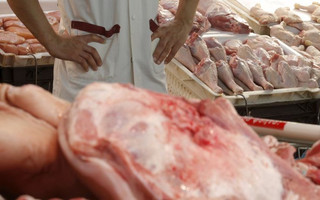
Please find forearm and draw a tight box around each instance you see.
[175,0,199,26]
[7,0,58,48]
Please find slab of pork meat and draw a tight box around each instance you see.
[59,82,320,200]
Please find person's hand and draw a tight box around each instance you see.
[47,34,105,72]
[151,18,192,65]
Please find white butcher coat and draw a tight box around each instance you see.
[53,0,167,101]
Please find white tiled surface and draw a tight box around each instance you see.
[0,0,58,14]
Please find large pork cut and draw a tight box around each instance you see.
[59,83,320,200]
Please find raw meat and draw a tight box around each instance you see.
[3,20,25,29]
[300,29,320,51]
[0,84,70,128]
[270,24,302,47]
[17,43,31,55]
[203,0,250,34]
[298,140,320,184]
[216,60,243,94]
[194,58,223,93]
[0,31,25,44]
[159,0,178,15]
[59,82,320,199]
[274,7,302,25]
[245,35,284,55]
[224,39,243,55]
[289,21,320,31]
[174,44,197,72]
[0,101,59,198]
[186,32,210,62]
[203,37,227,61]
[46,11,61,22]
[246,59,274,90]
[295,2,320,23]
[236,44,274,90]
[277,61,299,88]
[0,43,19,54]
[6,26,35,39]
[159,0,210,34]
[229,55,263,91]
[157,5,174,25]
[253,48,271,67]
[191,11,211,34]
[250,3,278,25]
[0,18,3,28]
[30,43,47,54]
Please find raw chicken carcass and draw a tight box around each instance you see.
[306,45,320,57]
[186,32,210,62]
[194,58,223,94]
[157,5,174,25]
[250,3,278,25]
[300,29,320,51]
[246,59,274,90]
[270,24,302,47]
[59,82,320,200]
[229,56,263,91]
[224,39,243,55]
[245,35,284,55]
[253,48,271,67]
[174,44,197,72]
[191,11,211,34]
[274,7,302,25]
[295,2,320,23]
[203,37,227,61]
[278,61,299,88]
[216,60,243,94]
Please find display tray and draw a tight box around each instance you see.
[0,50,55,67]
[166,33,320,107]
[166,59,320,107]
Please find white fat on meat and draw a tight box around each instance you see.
[58,83,290,200]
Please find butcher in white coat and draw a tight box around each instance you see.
[7,0,199,101]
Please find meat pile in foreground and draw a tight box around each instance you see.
[59,83,320,199]
[1,83,320,199]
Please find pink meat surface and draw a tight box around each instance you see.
[59,83,320,200]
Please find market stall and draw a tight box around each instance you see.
[1,0,320,199]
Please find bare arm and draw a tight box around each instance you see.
[152,0,199,64]
[7,0,105,71]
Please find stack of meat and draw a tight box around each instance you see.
[267,3,320,70]
[0,11,60,55]
[1,82,320,199]
[174,34,320,94]
[158,0,251,34]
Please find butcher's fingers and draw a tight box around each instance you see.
[47,34,105,71]
[151,19,191,65]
